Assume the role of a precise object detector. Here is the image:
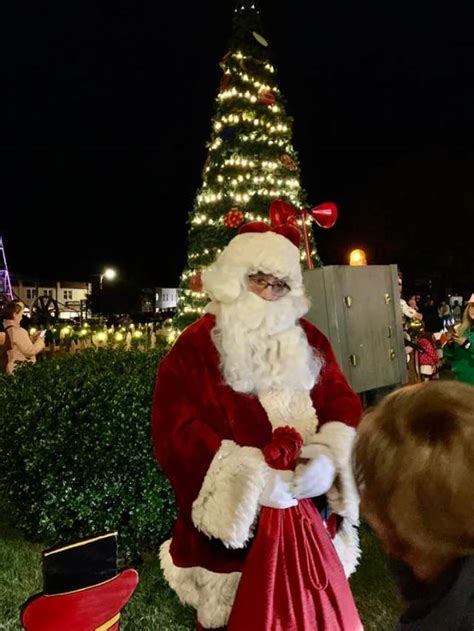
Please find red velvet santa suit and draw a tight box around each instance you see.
[152,312,362,629]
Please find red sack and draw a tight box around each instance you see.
[228,427,362,631]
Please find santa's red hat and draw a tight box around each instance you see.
[20,532,138,631]
[203,204,304,304]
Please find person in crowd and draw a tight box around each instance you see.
[452,300,462,322]
[152,216,363,630]
[354,380,474,630]
[442,294,474,385]
[422,296,441,333]
[1,301,44,374]
[438,300,452,329]
[398,277,423,326]
[398,273,423,383]
[417,331,441,381]
[407,295,421,313]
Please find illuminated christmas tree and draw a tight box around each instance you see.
[174,0,322,331]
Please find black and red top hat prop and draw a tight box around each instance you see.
[20,532,139,631]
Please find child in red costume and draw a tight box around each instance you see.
[152,211,363,630]
[417,333,441,381]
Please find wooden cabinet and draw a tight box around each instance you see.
[303,265,407,393]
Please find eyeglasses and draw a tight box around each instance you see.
[247,274,290,297]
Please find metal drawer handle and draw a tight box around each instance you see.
[344,296,353,308]
[387,325,392,338]
[389,348,396,360]
[384,293,391,304]
[349,354,358,367]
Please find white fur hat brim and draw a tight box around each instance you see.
[202,232,303,304]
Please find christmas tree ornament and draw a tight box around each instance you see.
[280,153,297,171]
[223,208,245,228]
[220,126,239,142]
[220,73,231,91]
[189,271,203,292]
[253,31,269,47]
[258,88,275,105]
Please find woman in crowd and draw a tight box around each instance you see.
[442,293,474,385]
[1,301,44,374]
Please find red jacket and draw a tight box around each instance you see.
[151,314,362,627]
[418,337,439,366]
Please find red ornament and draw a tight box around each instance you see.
[280,153,297,171]
[258,88,276,106]
[310,202,338,229]
[220,73,231,91]
[189,271,203,292]
[223,208,245,229]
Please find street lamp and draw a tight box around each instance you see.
[99,268,117,289]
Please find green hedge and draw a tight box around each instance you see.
[0,345,175,562]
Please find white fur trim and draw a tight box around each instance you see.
[332,518,361,578]
[203,232,303,303]
[202,264,245,304]
[160,539,241,628]
[257,389,318,443]
[309,421,359,520]
[309,421,361,576]
[191,440,267,548]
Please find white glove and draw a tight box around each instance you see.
[292,445,336,500]
[259,468,298,509]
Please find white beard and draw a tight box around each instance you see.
[209,291,323,394]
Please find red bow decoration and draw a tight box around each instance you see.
[269,200,338,229]
[268,199,338,231]
[239,200,301,248]
[239,200,338,269]
[310,202,338,229]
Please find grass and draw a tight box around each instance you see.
[351,525,401,630]
[0,516,401,630]
[0,520,42,630]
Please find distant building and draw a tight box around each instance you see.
[11,274,91,319]
[11,273,179,319]
[155,287,178,310]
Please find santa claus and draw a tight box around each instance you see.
[152,222,363,630]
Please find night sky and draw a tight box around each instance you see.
[2,1,474,294]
